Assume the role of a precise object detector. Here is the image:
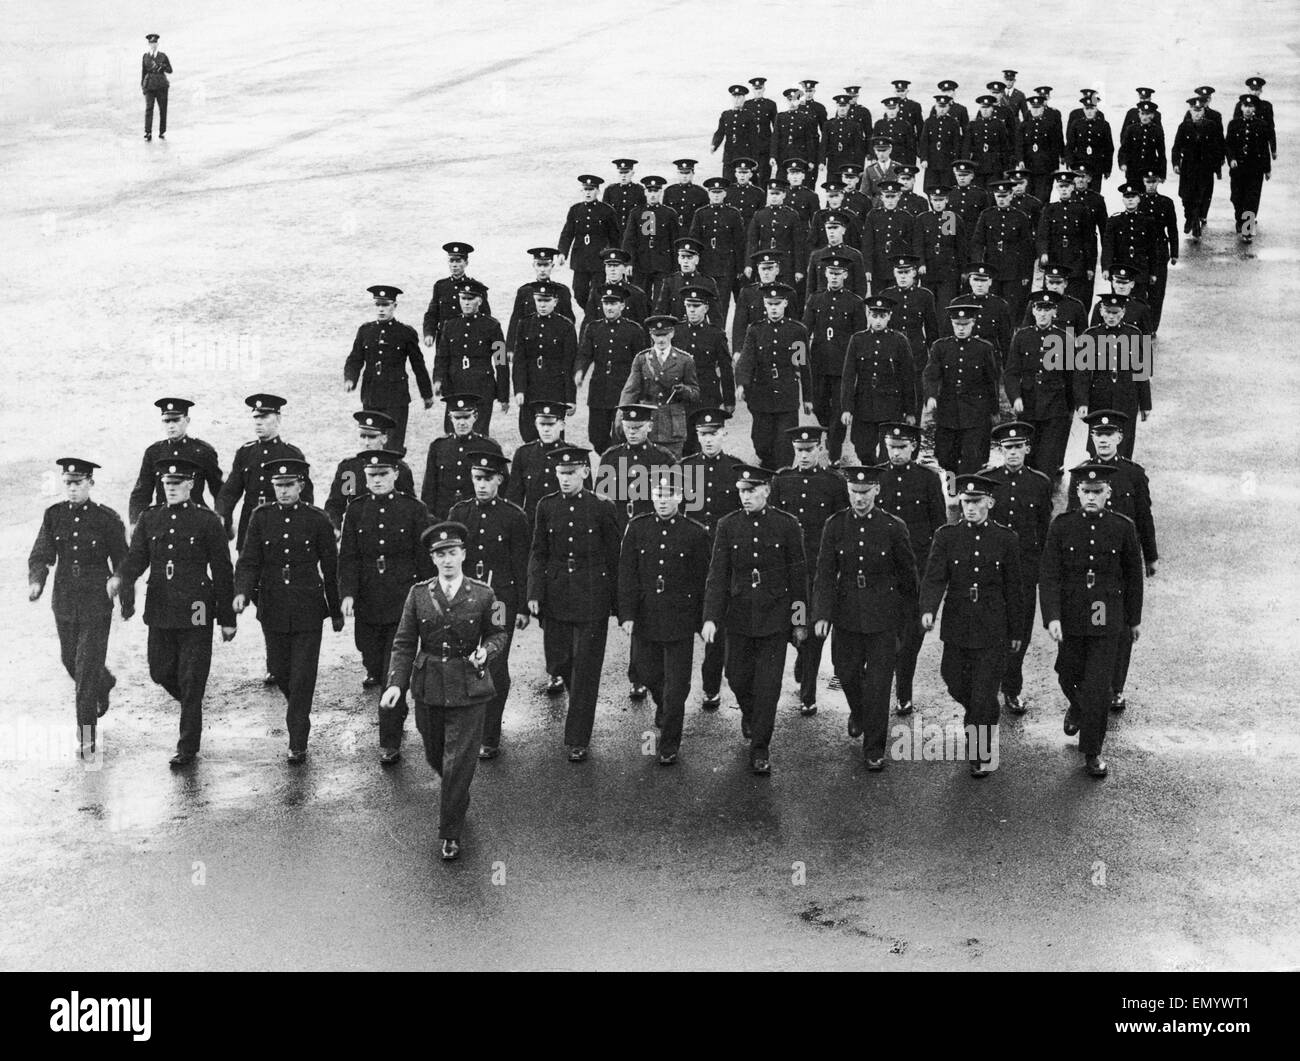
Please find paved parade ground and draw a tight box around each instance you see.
[2,0,1298,970]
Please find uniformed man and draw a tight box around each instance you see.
[810,183,862,251]
[924,303,1000,477]
[617,469,711,764]
[844,86,874,146]
[622,175,680,300]
[654,237,719,322]
[860,180,915,293]
[745,179,808,295]
[216,394,314,555]
[1118,101,1167,183]
[511,281,578,442]
[507,246,576,356]
[1171,97,1226,242]
[1066,412,1158,714]
[1137,171,1180,333]
[802,254,866,460]
[841,163,873,219]
[714,86,762,183]
[980,423,1052,713]
[383,521,510,860]
[784,159,821,234]
[29,458,133,755]
[527,446,621,759]
[970,180,1035,319]
[878,254,940,407]
[807,210,866,294]
[575,283,648,453]
[1005,291,1074,478]
[702,464,809,774]
[1035,171,1097,305]
[1074,293,1152,459]
[773,88,820,175]
[324,411,416,532]
[741,79,777,184]
[863,136,898,198]
[1089,265,1153,335]
[932,79,970,131]
[875,422,947,715]
[771,426,848,715]
[116,458,237,766]
[422,242,493,346]
[732,251,785,350]
[824,94,868,181]
[959,264,1013,365]
[1034,85,1063,141]
[141,33,172,141]
[963,95,1013,187]
[580,246,649,335]
[1027,263,1090,335]
[813,464,918,766]
[1190,85,1225,133]
[913,185,967,312]
[421,394,504,519]
[1233,76,1276,159]
[448,451,531,760]
[839,294,917,463]
[984,78,1018,126]
[558,177,622,308]
[919,95,965,193]
[129,398,225,526]
[596,403,677,544]
[233,459,342,763]
[798,79,828,133]
[1071,164,1110,254]
[886,165,929,216]
[1066,96,1115,186]
[432,278,508,436]
[1040,463,1144,777]
[1016,95,1066,203]
[618,319,701,459]
[344,285,433,453]
[1226,95,1272,242]
[874,97,917,169]
[1121,88,1162,139]
[673,286,735,455]
[690,177,747,322]
[337,449,432,766]
[948,159,989,235]
[665,158,709,230]
[505,401,568,525]
[604,158,647,232]
[735,283,814,469]
[1005,167,1045,233]
[1101,184,1160,301]
[920,474,1023,776]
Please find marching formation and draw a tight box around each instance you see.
[33,64,1276,861]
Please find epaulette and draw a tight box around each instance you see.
[685,516,709,532]
[240,439,259,448]
[465,576,492,591]
[628,511,653,525]
[1027,468,1053,485]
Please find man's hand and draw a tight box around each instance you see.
[1169,258,1178,267]
[918,264,927,276]
[1264,171,1271,182]
[1173,165,1180,176]
[423,398,435,410]
[925,397,937,414]
[331,616,345,633]
[814,619,829,638]
[792,625,808,645]
[1145,560,1158,577]
[528,599,540,618]
[515,612,530,630]
[1076,405,1088,418]
[432,382,442,398]
[1039,253,1048,266]
[226,525,236,542]
[841,411,853,427]
[1013,398,1024,414]
[794,272,804,282]
[723,404,735,415]
[469,645,488,667]
[620,620,634,635]
[1047,619,1062,643]
[744,266,753,279]
[555,254,566,267]
[516,393,526,408]
[1130,624,1140,643]
[734,386,745,403]
[1086,269,1094,280]
[220,626,237,642]
[344,380,356,393]
[342,597,354,617]
[920,612,935,631]
[573,371,585,388]
[1229,159,1238,169]
[380,686,402,708]
[28,582,42,602]
[105,575,121,600]
[499,401,510,412]
[233,594,248,614]
[423,334,434,348]
[701,620,717,644]
[1140,409,1149,422]
[1010,639,1022,653]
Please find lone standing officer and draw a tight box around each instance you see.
[618,469,711,765]
[702,464,809,775]
[382,521,510,862]
[919,474,1023,777]
[233,459,343,764]
[527,446,621,761]
[141,33,172,141]
[448,450,531,761]
[813,464,917,769]
[324,411,415,532]
[432,278,508,436]
[735,282,814,470]
[29,458,134,757]
[129,398,225,526]
[344,285,434,453]
[422,242,493,346]
[338,449,433,764]
[1040,463,1144,778]
[116,458,236,767]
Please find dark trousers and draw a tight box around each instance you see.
[833,628,897,758]
[144,87,168,135]
[750,409,798,469]
[1028,172,1055,203]
[894,601,928,704]
[701,632,727,698]
[442,396,494,439]
[849,418,886,464]
[1001,566,1040,697]
[1180,170,1215,225]
[939,641,1005,761]
[935,421,993,475]
[481,614,517,749]
[414,700,486,839]
[725,628,789,754]
[1112,625,1134,695]
[147,625,213,755]
[1229,167,1265,229]
[572,269,599,309]
[633,271,668,303]
[1026,416,1071,477]
[265,626,323,752]
[1055,633,1121,757]
[635,634,694,754]
[811,374,847,460]
[793,628,825,705]
[705,272,734,324]
[544,617,610,747]
[924,276,958,313]
[1148,261,1169,333]
[371,402,410,454]
[588,406,618,455]
[358,619,407,748]
[55,612,114,727]
[518,404,539,443]
[1066,275,1095,305]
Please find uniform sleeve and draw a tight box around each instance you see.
[702,519,732,625]
[526,501,550,606]
[1120,518,1144,628]
[716,332,736,406]
[386,589,420,692]
[317,513,343,620]
[208,515,237,627]
[421,443,438,511]
[1001,530,1023,638]
[793,323,813,401]
[405,327,433,401]
[1038,516,1064,626]
[508,507,529,596]
[616,521,639,624]
[926,469,948,534]
[558,206,576,258]
[27,509,56,591]
[422,281,441,341]
[215,448,243,523]
[233,509,265,601]
[677,352,700,404]
[337,504,360,599]
[897,335,918,419]
[839,334,860,416]
[810,517,838,625]
[786,514,809,626]
[129,448,157,524]
[432,321,453,392]
[119,514,150,587]
[488,319,509,402]
[1133,466,1157,562]
[480,589,509,662]
[324,463,350,531]
[105,508,134,615]
[618,354,647,408]
[918,528,950,616]
[562,323,578,406]
[344,326,365,387]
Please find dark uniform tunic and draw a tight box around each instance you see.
[421,432,504,520]
[860,206,915,290]
[918,113,965,191]
[235,501,342,752]
[1118,121,1167,182]
[772,109,819,173]
[617,511,711,755]
[742,95,778,180]
[747,205,810,288]
[29,499,133,728]
[1067,116,1115,184]
[433,313,509,436]
[575,316,648,454]
[323,454,415,531]
[1171,117,1226,228]
[558,199,622,307]
[596,439,678,539]
[673,319,736,451]
[963,291,1014,364]
[1225,114,1272,230]
[582,281,649,337]
[622,203,681,299]
[1072,323,1152,459]
[840,327,916,462]
[913,206,967,311]
[120,500,235,756]
[1017,114,1066,201]
[1036,199,1097,292]
[511,313,578,443]
[422,274,492,341]
[813,505,917,757]
[690,203,747,318]
[664,181,709,231]
[129,436,224,524]
[1004,324,1075,475]
[1137,190,1180,332]
[654,271,719,323]
[141,49,172,136]
[823,116,868,180]
[948,183,989,236]
[603,180,648,234]
[971,204,1036,317]
[923,334,1000,475]
[506,280,575,355]
[713,108,761,182]
[449,495,531,752]
[1101,210,1160,299]
[962,116,1012,184]
[735,318,813,469]
[216,437,314,550]
[344,317,433,452]
[806,242,867,296]
[725,182,765,229]
[801,287,866,460]
[505,438,566,525]
[878,284,939,402]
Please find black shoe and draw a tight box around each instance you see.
[546,675,566,694]
[970,760,991,778]
[158,133,165,140]
[1183,218,1191,234]
[741,719,752,740]
[379,748,401,765]
[1243,233,1254,244]
[865,755,886,772]
[658,750,678,766]
[1004,693,1028,715]
[567,745,588,762]
[169,751,194,767]
[629,683,648,700]
[1063,707,1081,736]
[799,700,817,717]
[1110,692,1127,713]
[263,672,277,686]
[287,749,307,764]
[751,755,771,775]
[441,839,460,861]
[478,744,499,760]
[144,134,152,141]
[896,700,913,716]
[793,659,805,683]
[97,675,116,718]
[1085,755,1109,778]
[847,716,863,739]
[362,674,380,688]
[701,693,721,711]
